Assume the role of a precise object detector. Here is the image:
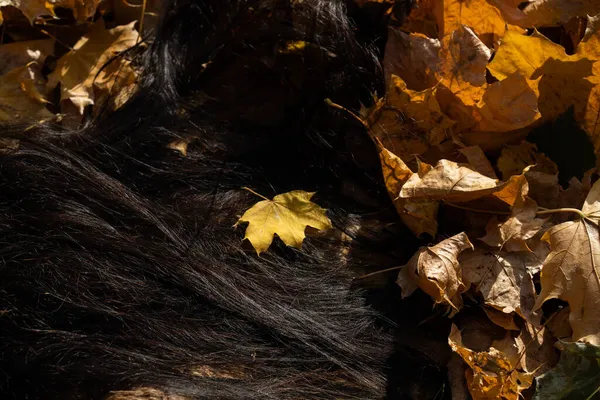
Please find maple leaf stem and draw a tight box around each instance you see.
[324,99,369,130]
[444,202,511,215]
[241,187,269,201]
[355,265,404,280]
[536,208,586,219]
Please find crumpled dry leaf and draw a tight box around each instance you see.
[397,232,474,315]
[516,323,558,375]
[481,172,546,252]
[460,246,546,322]
[437,25,491,91]
[383,28,441,91]
[235,190,332,255]
[47,20,139,115]
[449,324,534,400]
[365,75,454,158]
[434,0,525,49]
[534,179,600,345]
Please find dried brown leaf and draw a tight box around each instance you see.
[534,179,600,345]
[397,232,474,315]
[461,247,546,322]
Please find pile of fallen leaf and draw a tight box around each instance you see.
[3,0,600,398]
[238,1,600,399]
[0,0,160,125]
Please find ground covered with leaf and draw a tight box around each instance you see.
[2,0,600,399]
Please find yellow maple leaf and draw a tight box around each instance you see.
[533,179,600,345]
[397,232,474,315]
[235,190,332,255]
[47,20,139,115]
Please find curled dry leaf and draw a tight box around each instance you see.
[397,232,474,315]
[449,324,534,400]
[399,159,501,202]
[460,246,546,323]
[378,147,439,237]
[534,179,600,345]
[47,20,139,115]
[235,190,332,255]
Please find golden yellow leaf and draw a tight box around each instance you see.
[534,179,600,344]
[235,190,332,255]
[397,232,473,315]
[488,30,568,82]
[47,20,139,115]
[488,25,600,156]
[449,324,534,400]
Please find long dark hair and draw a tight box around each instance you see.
[0,1,416,398]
